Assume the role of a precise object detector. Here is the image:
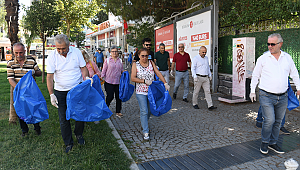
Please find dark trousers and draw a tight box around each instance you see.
[18,118,40,133]
[104,82,122,113]
[55,90,85,146]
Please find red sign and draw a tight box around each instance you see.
[155,24,174,59]
[191,32,209,42]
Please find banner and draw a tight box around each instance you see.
[176,10,211,64]
[155,24,174,60]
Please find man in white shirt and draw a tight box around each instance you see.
[191,46,217,110]
[123,49,129,68]
[46,34,90,153]
[106,48,111,58]
[250,33,300,155]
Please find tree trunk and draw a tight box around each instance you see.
[66,22,71,38]
[5,0,19,53]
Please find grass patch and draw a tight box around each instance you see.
[0,62,132,169]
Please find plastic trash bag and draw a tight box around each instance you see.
[92,75,105,99]
[13,70,49,124]
[128,54,132,64]
[66,80,113,122]
[119,71,134,102]
[148,81,172,116]
[287,79,299,111]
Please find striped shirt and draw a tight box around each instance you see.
[7,56,40,82]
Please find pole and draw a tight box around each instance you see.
[212,0,219,92]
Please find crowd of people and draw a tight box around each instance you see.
[7,33,298,156]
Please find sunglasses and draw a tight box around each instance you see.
[144,44,152,46]
[178,46,184,48]
[140,55,148,58]
[267,42,280,46]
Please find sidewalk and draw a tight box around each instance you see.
[108,70,300,169]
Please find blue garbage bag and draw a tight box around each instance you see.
[148,81,172,116]
[92,75,105,99]
[128,54,132,64]
[66,80,113,122]
[119,71,134,102]
[13,70,49,124]
[287,79,299,111]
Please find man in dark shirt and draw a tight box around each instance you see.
[133,38,154,62]
[154,43,170,84]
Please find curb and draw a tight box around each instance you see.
[106,118,139,170]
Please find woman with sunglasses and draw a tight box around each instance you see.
[101,46,124,118]
[131,48,170,140]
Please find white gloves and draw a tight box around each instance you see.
[164,83,170,91]
[250,93,256,102]
[85,77,93,86]
[209,76,212,81]
[170,70,174,77]
[31,69,35,75]
[145,80,153,86]
[50,94,58,108]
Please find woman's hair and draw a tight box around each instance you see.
[81,50,91,62]
[137,48,149,56]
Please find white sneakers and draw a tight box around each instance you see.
[143,133,149,140]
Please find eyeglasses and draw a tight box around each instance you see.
[140,55,148,58]
[144,44,152,46]
[111,51,118,53]
[178,46,184,48]
[267,42,280,46]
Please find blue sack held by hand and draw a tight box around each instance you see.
[148,81,172,116]
[119,71,134,102]
[92,75,105,99]
[287,79,299,111]
[13,70,49,124]
[66,80,113,122]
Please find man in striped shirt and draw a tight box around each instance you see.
[7,42,42,136]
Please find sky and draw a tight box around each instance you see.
[19,0,31,18]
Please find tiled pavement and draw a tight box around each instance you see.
[106,68,300,169]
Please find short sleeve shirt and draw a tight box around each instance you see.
[46,46,86,91]
[154,51,169,71]
[173,52,191,71]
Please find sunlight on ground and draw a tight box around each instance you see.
[246,110,258,120]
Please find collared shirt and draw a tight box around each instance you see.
[101,57,123,84]
[95,51,104,63]
[46,46,86,91]
[173,52,191,71]
[191,54,211,78]
[154,51,169,71]
[7,56,40,82]
[251,50,300,94]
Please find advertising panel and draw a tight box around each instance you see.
[176,10,211,63]
[155,24,174,60]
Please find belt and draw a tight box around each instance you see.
[261,89,286,96]
[176,70,187,72]
[196,74,208,77]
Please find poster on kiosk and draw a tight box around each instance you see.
[155,24,174,60]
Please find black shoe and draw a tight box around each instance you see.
[208,106,217,110]
[268,144,284,154]
[173,93,176,99]
[256,122,262,128]
[76,135,85,145]
[260,142,269,154]
[21,132,28,137]
[183,98,188,102]
[65,145,73,153]
[280,127,290,135]
[35,129,41,136]
[193,105,199,109]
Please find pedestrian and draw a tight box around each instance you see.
[133,38,154,62]
[82,49,101,78]
[191,46,217,110]
[101,46,124,118]
[256,106,290,134]
[106,48,111,58]
[250,33,300,154]
[94,48,104,71]
[123,49,129,68]
[128,52,133,66]
[133,47,138,56]
[131,48,170,140]
[46,34,91,153]
[7,42,42,135]
[154,43,170,84]
[170,43,191,102]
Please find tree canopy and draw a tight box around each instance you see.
[91,10,108,25]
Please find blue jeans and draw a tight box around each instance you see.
[173,71,189,99]
[256,106,285,128]
[259,89,288,144]
[136,94,151,134]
